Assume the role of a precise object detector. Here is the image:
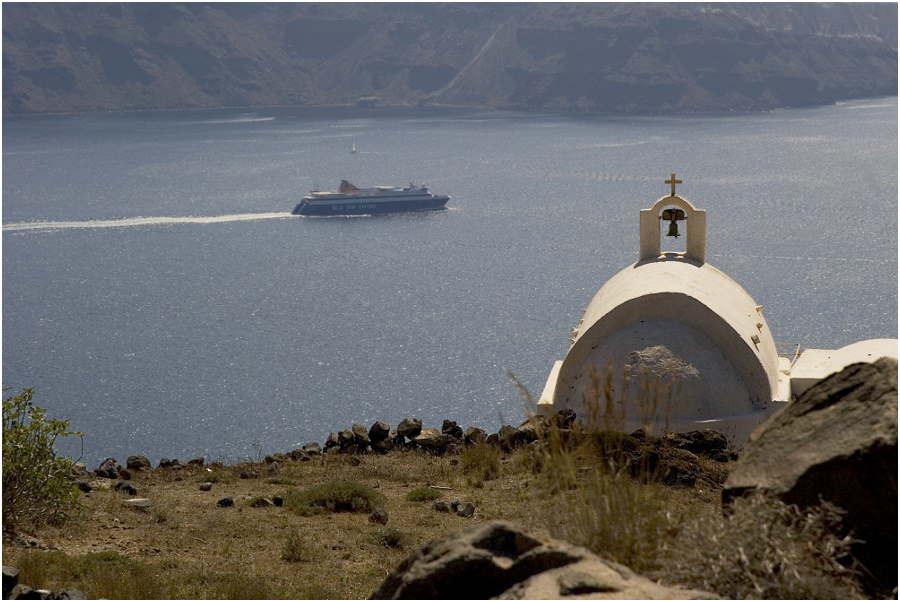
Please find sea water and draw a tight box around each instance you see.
[3,99,897,466]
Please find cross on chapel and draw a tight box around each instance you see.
[665,172,682,196]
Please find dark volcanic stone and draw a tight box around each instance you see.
[126,455,151,471]
[369,508,389,524]
[396,418,423,440]
[724,358,898,597]
[369,421,391,444]
[441,419,464,439]
[3,566,19,599]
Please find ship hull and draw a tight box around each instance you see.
[292,195,449,216]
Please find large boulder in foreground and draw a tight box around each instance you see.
[723,358,898,596]
[370,520,713,599]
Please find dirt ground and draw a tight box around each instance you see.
[3,438,732,599]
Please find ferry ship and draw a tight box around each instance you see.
[291,181,449,216]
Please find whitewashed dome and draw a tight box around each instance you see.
[551,192,780,441]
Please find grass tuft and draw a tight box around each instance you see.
[371,527,407,549]
[405,487,443,503]
[460,443,502,482]
[281,526,307,562]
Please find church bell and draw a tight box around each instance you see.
[662,207,685,239]
[666,221,680,238]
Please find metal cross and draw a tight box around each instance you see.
[665,172,682,196]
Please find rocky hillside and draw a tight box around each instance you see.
[3,3,897,115]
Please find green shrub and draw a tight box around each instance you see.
[2,388,82,530]
[281,526,307,562]
[283,480,386,516]
[405,487,443,502]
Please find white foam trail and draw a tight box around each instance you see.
[3,212,294,232]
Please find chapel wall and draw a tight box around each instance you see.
[555,291,774,414]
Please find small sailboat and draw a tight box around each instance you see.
[350,142,357,154]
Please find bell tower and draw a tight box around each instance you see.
[639,173,707,263]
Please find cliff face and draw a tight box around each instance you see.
[3,3,897,115]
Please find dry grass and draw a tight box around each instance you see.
[2,449,558,599]
[656,493,865,599]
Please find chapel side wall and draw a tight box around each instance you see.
[554,293,774,411]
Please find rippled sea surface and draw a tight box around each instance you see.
[3,99,897,466]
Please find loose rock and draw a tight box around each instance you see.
[114,481,137,496]
[455,501,476,518]
[515,421,539,443]
[95,457,128,480]
[497,425,525,452]
[371,520,713,599]
[441,419,463,440]
[396,418,423,440]
[372,439,394,454]
[413,428,449,451]
[724,357,898,597]
[126,455,151,471]
[352,423,370,451]
[302,441,322,455]
[338,429,356,452]
[369,421,391,444]
[464,426,487,445]
[3,566,19,599]
[290,448,311,462]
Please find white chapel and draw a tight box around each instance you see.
[537,174,897,445]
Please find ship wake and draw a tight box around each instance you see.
[3,212,293,232]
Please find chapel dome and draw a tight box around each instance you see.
[553,256,780,431]
[548,189,781,441]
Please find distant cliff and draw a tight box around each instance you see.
[3,3,897,115]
